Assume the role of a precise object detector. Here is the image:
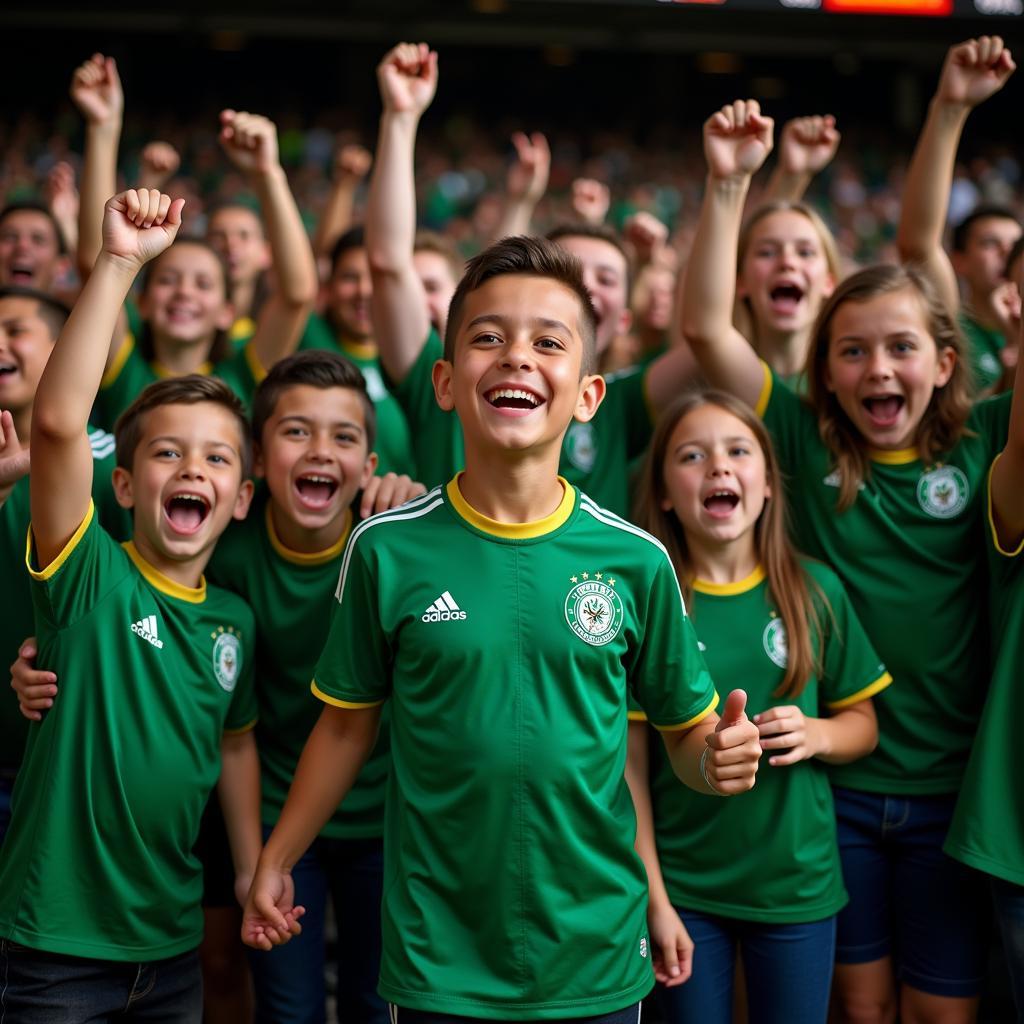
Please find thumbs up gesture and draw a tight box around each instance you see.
[701,689,762,795]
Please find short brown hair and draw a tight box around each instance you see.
[114,375,252,477]
[414,229,463,283]
[251,350,376,452]
[546,222,633,298]
[0,285,70,338]
[444,235,598,375]
[806,263,973,510]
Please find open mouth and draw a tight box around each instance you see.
[294,474,339,510]
[485,387,544,411]
[0,361,17,379]
[862,395,905,427]
[9,264,34,284]
[703,490,740,518]
[163,493,211,534]
[769,283,804,315]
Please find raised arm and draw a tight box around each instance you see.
[991,306,1024,549]
[31,189,183,568]
[220,110,318,371]
[493,132,550,241]
[136,141,181,192]
[896,37,1015,315]
[764,115,840,204]
[570,178,610,227]
[72,53,123,281]
[366,42,437,385]
[678,100,774,408]
[45,162,80,264]
[313,144,372,265]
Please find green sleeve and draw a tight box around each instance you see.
[606,366,654,461]
[629,555,717,730]
[311,531,390,708]
[809,563,892,710]
[28,507,128,631]
[93,334,153,431]
[756,362,820,476]
[215,343,264,410]
[297,312,338,352]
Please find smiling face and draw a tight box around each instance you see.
[553,235,631,355]
[433,274,604,458]
[326,247,374,341]
[953,215,1022,302]
[256,384,376,539]
[113,401,252,570]
[0,295,56,416]
[414,248,458,336]
[824,287,956,450]
[661,403,769,556]
[0,210,65,292]
[739,210,835,336]
[139,243,234,350]
[207,206,270,288]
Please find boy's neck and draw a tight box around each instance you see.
[231,279,256,321]
[687,531,760,587]
[458,445,565,525]
[129,530,210,592]
[268,498,352,555]
[756,325,811,379]
[152,334,215,376]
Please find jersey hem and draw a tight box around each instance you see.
[826,671,892,710]
[826,774,963,796]
[652,692,719,732]
[664,891,846,925]
[0,924,202,963]
[378,975,653,1021]
[311,679,385,709]
[223,717,258,736]
[942,842,1024,888]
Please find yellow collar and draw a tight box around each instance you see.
[340,338,379,362]
[265,503,352,565]
[693,564,767,596]
[122,541,206,602]
[152,360,214,379]
[868,447,919,466]
[446,473,575,539]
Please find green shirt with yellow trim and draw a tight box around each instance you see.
[0,428,130,777]
[755,362,1010,794]
[945,457,1024,885]
[0,507,256,960]
[207,491,389,838]
[312,479,715,1019]
[388,332,654,517]
[959,312,1006,394]
[299,313,416,477]
[91,330,265,431]
[637,561,890,923]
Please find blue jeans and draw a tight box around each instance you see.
[388,1003,643,1024]
[993,877,1024,1022]
[658,909,836,1024]
[0,775,13,850]
[833,786,989,998]
[247,831,386,1024]
[0,940,201,1023]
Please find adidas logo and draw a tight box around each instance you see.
[88,427,116,461]
[131,613,164,649]
[421,591,467,623]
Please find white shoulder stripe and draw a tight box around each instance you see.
[579,499,688,617]
[334,492,445,602]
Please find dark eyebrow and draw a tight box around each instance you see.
[148,435,236,453]
[278,415,364,433]
[464,314,572,334]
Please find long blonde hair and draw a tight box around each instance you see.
[805,264,974,511]
[634,390,826,697]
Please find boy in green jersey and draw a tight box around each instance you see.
[0,189,261,1022]
[242,230,763,1021]
[364,43,698,516]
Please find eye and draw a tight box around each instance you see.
[155,448,180,460]
[472,332,502,346]
[336,432,359,445]
[208,453,229,465]
[838,343,863,359]
[891,340,915,355]
[284,425,309,438]
[535,336,564,351]
[678,450,703,464]
[729,445,751,457]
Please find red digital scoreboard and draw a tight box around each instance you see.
[656,0,1021,13]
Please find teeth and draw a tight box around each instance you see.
[301,475,334,484]
[488,388,540,406]
[171,494,207,506]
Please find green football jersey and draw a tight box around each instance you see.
[389,332,655,517]
[0,428,130,776]
[636,562,890,923]
[756,363,1010,794]
[299,313,416,477]
[91,330,265,431]
[208,493,389,838]
[0,507,256,960]
[945,458,1024,885]
[313,478,716,1019]
[959,312,1006,393]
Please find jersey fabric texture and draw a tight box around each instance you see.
[636,561,890,923]
[756,362,1010,795]
[299,313,416,477]
[91,330,265,431]
[208,492,388,837]
[0,507,256,961]
[388,331,654,517]
[945,457,1024,885]
[312,478,716,1019]
[0,428,129,775]
[958,312,1006,394]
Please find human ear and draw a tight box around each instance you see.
[112,466,134,509]
[573,373,607,424]
[432,359,456,412]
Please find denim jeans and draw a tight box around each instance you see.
[658,909,836,1024]
[993,877,1024,1022]
[247,831,386,1024]
[0,940,201,1023]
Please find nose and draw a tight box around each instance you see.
[499,335,536,370]
[866,347,893,380]
[778,244,798,270]
[178,452,207,480]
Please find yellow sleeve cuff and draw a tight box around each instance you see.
[826,671,893,711]
[311,680,385,709]
[26,501,95,581]
[753,360,773,419]
[652,693,720,733]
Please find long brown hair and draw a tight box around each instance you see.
[805,263,974,510]
[634,390,826,697]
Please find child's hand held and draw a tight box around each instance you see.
[70,53,123,126]
[220,110,280,176]
[754,704,817,766]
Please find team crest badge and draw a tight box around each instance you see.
[565,571,624,647]
[917,465,969,520]
[211,627,242,692]
[564,422,596,473]
[762,616,788,668]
